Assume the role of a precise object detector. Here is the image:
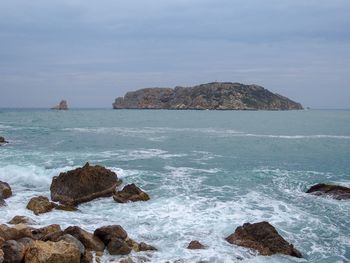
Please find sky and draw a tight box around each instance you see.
[0,0,349,108]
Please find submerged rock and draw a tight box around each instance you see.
[24,240,80,263]
[0,199,6,207]
[306,183,350,200]
[187,240,206,250]
[26,196,56,215]
[0,181,12,199]
[225,221,302,258]
[0,136,8,144]
[50,162,121,205]
[113,82,303,110]
[51,100,68,110]
[113,184,150,203]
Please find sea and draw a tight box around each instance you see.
[0,109,349,263]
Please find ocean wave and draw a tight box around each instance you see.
[243,134,350,139]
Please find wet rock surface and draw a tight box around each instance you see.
[8,216,36,225]
[0,181,12,199]
[51,162,121,205]
[26,196,56,215]
[306,183,350,200]
[226,221,302,258]
[64,226,105,252]
[113,184,150,203]
[0,136,8,144]
[187,240,206,250]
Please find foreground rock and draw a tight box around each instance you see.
[0,181,12,199]
[51,100,68,110]
[51,162,121,205]
[2,240,26,263]
[64,226,105,252]
[226,221,302,258]
[26,196,56,215]
[113,184,150,203]
[306,183,350,200]
[25,240,80,263]
[187,240,206,250]
[113,82,303,110]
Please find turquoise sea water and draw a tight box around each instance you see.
[0,109,349,262]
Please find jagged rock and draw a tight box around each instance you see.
[0,136,8,144]
[306,183,350,200]
[26,196,56,215]
[2,240,25,263]
[0,181,12,199]
[64,226,105,252]
[24,240,80,263]
[113,82,303,110]
[0,224,23,241]
[51,100,68,110]
[113,184,150,203]
[107,238,132,255]
[50,162,121,205]
[81,250,93,263]
[94,225,128,245]
[187,240,206,250]
[137,242,157,252]
[31,224,62,240]
[8,216,36,225]
[226,221,302,258]
[57,234,85,255]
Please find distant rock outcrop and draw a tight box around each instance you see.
[51,100,68,110]
[113,82,303,110]
[306,183,350,200]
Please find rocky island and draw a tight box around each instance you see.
[113,82,303,110]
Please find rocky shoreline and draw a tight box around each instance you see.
[2,159,349,262]
[113,82,303,110]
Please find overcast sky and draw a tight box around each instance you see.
[0,0,349,108]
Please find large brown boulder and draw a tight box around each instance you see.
[64,226,105,252]
[113,184,150,203]
[0,181,12,199]
[306,183,350,200]
[94,225,128,245]
[24,240,80,263]
[225,221,302,258]
[26,196,56,215]
[2,240,25,263]
[51,163,121,205]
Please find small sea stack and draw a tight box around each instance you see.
[51,100,68,110]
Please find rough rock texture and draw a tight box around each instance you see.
[226,221,302,258]
[51,100,68,110]
[0,199,6,207]
[32,225,62,240]
[50,162,121,205]
[94,225,128,245]
[113,82,303,110]
[107,238,132,255]
[8,216,36,225]
[306,183,350,200]
[64,226,105,252]
[2,240,25,263]
[24,240,80,263]
[0,181,12,199]
[26,196,56,215]
[113,184,150,203]
[187,240,205,250]
[0,249,3,263]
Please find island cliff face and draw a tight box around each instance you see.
[113,82,303,110]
